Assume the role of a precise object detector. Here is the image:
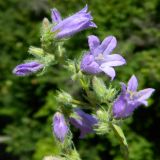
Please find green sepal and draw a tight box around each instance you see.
[56,90,73,105]
[94,109,111,135]
[92,76,106,100]
[28,46,45,58]
[111,123,128,149]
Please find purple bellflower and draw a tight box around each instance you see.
[51,5,97,39]
[113,75,155,118]
[70,108,97,138]
[53,112,68,142]
[13,61,44,76]
[80,35,126,80]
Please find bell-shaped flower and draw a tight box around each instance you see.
[51,5,97,39]
[53,112,69,142]
[113,75,155,118]
[13,61,44,76]
[80,35,126,80]
[70,108,97,138]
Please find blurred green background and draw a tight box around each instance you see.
[0,0,160,160]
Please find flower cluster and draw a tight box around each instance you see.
[13,4,155,159]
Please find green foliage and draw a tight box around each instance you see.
[1,0,160,160]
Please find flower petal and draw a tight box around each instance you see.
[120,82,127,93]
[70,109,97,138]
[103,54,126,66]
[100,36,117,55]
[137,88,155,102]
[78,4,88,13]
[52,6,96,39]
[99,64,115,80]
[113,95,128,118]
[127,75,138,92]
[88,35,100,53]
[81,53,101,74]
[51,8,62,23]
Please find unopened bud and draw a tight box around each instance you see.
[57,90,72,105]
[43,156,62,160]
[53,112,68,142]
[43,18,50,28]
[28,46,44,58]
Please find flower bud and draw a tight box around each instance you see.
[42,18,50,28]
[56,90,72,105]
[53,112,68,142]
[28,46,44,58]
[13,61,44,76]
[43,156,62,160]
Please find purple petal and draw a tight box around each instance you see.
[113,95,137,118]
[139,100,148,106]
[70,109,97,138]
[80,53,101,74]
[137,88,155,102]
[102,36,117,55]
[99,64,116,80]
[52,6,96,39]
[77,4,88,13]
[127,75,138,92]
[88,21,97,28]
[51,8,62,23]
[120,82,127,93]
[55,19,96,39]
[94,36,117,56]
[53,112,68,142]
[113,95,128,118]
[88,35,100,53]
[103,54,126,66]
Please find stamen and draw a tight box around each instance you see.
[95,53,105,61]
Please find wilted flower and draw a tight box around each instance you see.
[80,35,126,80]
[13,61,44,76]
[51,5,97,39]
[113,75,155,118]
[70,108,97,138]
[53,112,68,142]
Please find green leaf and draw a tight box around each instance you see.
[111,124,128,148]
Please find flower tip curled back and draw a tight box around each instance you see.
[53,112,68,142]
[12,61,44,76]
[52,5,97,39]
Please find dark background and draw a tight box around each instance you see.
[0,0,160,160]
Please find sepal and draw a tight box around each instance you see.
[43,156,63,160]
[56,90,73,105]
[94,109,111,135]
[92,76,106,100]
[28,46,44,58]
